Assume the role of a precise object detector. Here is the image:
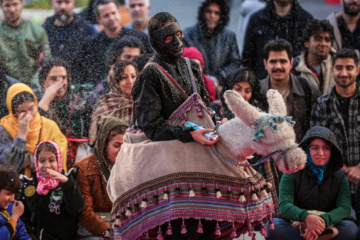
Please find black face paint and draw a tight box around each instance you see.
[151,22,184,59]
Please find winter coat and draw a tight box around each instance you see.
[0,20,51,88]
[132,54,210,142]
[279,126,351,227]
[183,23,241,85]
[77,28,153,85]
[327,11,360,58]
[43,14,97,83]
[260,74,320,143]
[18,170,85,240]
[293,49,336,95]
[241,0,313,79]
[76,154,112,236]
[0,202,31,240]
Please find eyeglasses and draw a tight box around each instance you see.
[205,8,221,16]
[312,36,332,43]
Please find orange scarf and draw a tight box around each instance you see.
[0,83,68,175]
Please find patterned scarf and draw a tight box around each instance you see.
[306,147,329,184]
[34,141,63,195]
[93,117,128,181]
[89,66,133,145]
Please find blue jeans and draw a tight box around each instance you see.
[265,217,358,240]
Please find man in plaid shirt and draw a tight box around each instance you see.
[311,48,360,196]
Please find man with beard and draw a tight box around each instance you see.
[124,0,151,34]
[260,39,320,143]
[293,19,336,95]
[327,0,360,55]
[183,0,240,88]
[77,0,152,85]
[311,48,360,203]
[0,0,51,88]
[43,0,97,84]
[242,0,313,79]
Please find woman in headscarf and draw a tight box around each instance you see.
[19,140,85,240]
[76,117,128,239]
[266,126,358,240]
[88,61,137,145]
[0,83,68,176]
[211,67,268,121]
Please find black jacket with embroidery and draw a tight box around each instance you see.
[132,54,210,142]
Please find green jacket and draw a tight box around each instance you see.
[0,20,51,88]
[279,172,351,226]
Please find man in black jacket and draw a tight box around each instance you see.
[77,0,152,85]
[242,0,313,79]
[183,0,240,87]
[43,0,97,84]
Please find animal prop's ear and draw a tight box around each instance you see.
[267,89,287,116]
[224,90,262,125]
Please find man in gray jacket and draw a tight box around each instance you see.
[260,39,320,143]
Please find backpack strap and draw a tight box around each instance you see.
[297,77,312,119]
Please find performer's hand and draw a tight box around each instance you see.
[191,129,218,145]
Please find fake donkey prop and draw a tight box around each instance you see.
[107,90,307,240]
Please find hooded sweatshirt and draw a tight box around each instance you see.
[279,126,351,227]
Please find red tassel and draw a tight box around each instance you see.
[252,232,256,240]
[195,103,204,118]
[248,224,254,237]
[166,223,173,235]
[230,223,237,238]
[269,217,275,230]
[260,224,267,238]
[157,229,163,240]
[181,115,187,126]
[181,219,187,234]
[214,223,221,236]
[197,220,203,233]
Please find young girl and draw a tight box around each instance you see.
[19,141,85,240]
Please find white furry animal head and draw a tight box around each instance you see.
[223,89,306,173]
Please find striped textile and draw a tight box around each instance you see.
[110,178,274,239]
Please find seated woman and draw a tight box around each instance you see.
[76,117,128,239]
[0,83,68,176]
[35,58,92,167]
[211,67,268,120]
[18,140,85,240]
[88,61,137,145]
[266,126,358,240]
